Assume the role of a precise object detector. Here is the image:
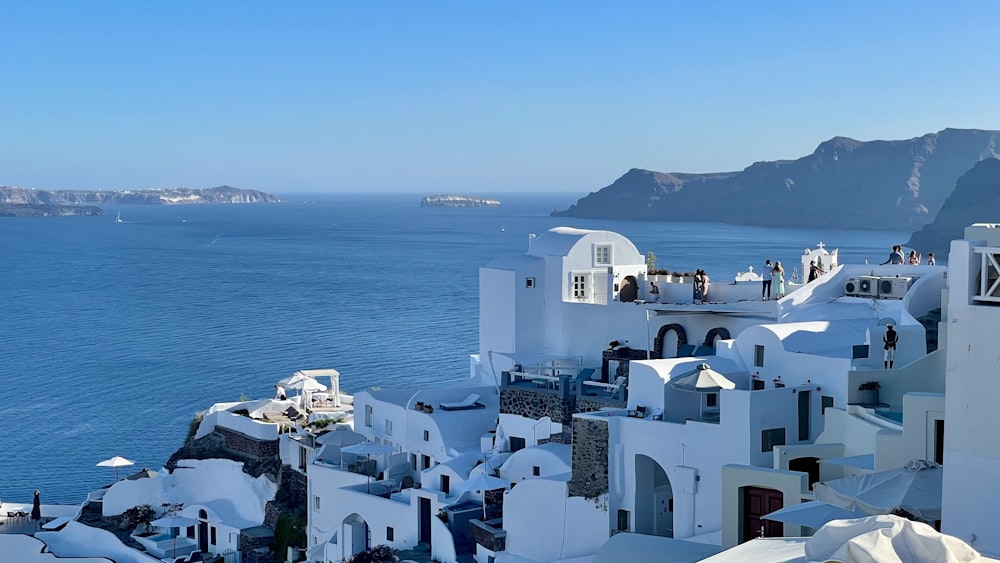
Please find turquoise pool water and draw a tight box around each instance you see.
[876,409,903,424]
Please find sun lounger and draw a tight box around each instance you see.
[439,393,486,411]
[573,368,596,382]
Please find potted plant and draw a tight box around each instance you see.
[858,381,881,404]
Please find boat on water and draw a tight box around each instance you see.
[114,212,124,223]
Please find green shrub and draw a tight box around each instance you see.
[347,545,397,563]
[272,512,306,562]
[185,411,205,446]
[120,504,156,533]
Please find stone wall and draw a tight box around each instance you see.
[279,466,308,513]
[216,426,279,460]
[500,388,574,425]
[568,417,609,499]
[470,519,506,552]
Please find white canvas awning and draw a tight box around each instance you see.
[814,459,943,521]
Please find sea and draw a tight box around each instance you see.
[0,192,909,504]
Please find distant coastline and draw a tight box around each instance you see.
[0,185,283,217]
[420,194,501,208]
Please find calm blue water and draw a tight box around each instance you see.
[0,193,907,503]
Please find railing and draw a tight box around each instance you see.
[973,246,1000,303]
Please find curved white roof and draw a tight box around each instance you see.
[525,227,641,260]
[753,320,873,357]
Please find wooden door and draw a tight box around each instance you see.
[742,487,783,542]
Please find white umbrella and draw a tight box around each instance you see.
[341,442,394,493]
[286,378,327,392]
[814,459,943,521]
[96,456,135,481]
[459,474,510,519]
[804,515,984,563]
[670,363,735,392]
[763,500,867,529]
[151,515,198,559]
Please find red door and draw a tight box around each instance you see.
[742,487,783,542]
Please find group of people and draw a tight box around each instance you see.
[881,245,935,266]
[761,260,786,300]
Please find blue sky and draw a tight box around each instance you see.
[3,1,999,193]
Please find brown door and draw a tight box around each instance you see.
[742,487,783,542]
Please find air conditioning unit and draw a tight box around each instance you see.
[852,276,879,297]
[878,276,913,299]
[844,278,864,296]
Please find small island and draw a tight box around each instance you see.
[420,194,501,208]
[0,185,283,217]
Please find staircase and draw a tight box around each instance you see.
[917,308,942,353]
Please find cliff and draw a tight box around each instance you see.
[553,128,1000,230]
[421,194,502,208]
[907,158,1000,254]
[0,185,284,206]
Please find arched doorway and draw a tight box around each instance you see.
[704,327,731,348]
[652,324,688,359]
[619,275,638,303]
[198,509,209,553]
[343,513,370,559]
[634,454,673,537]
[740,486,783,542]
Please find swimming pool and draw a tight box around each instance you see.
[875,408,903,424]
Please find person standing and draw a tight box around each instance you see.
[762,260,773,300]
[908,250,921,265]
[881,245,905,265]
[808,260,824,282]
[649,281,660,302]
[927,252,936,265]
[883,325,898,369]
[772,261,785,299]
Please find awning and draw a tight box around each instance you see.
[819,453,875,471]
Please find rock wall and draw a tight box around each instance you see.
[500,388,574,424]
[216,426,279,459]
[568,417,609,499]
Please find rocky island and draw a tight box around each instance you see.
[0,185,283,217]
[421,194,501,208]
[553,128,1000,231]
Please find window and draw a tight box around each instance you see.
[509,436,526,453]
[798,390,811,441]
[441,475,450,494]
[423,430,430,441]
[617,509,629,531]
[187,526,195,539]
[572,273,589,300]
[852,344,870,359]
[411,454,417,470]
[210,526,217,546]
[525,277,535,288]
[754,345,765,367]
[706,393,718,407]
[532,465,540,477]
[422,454,431,470]
[313,495,321,511]
[385,419,393,436]
[594,244,612,265]
[761,428,786,452]
[386,527,394,541]
[822,395,834,414]
[364,404,373,427]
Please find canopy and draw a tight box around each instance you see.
[96,456,134,468]
[458,473,509,492]
[341,442,394,456]
[670,363,735,392]
[804,515,985,563]
[151,515,198,528]
[814,459,943,521]
[286,378,327,392]
[763,500,866,529]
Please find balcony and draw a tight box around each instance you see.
[470,518,506,552]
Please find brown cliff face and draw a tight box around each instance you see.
[907,158,1000,255]
[553,129,1000,230]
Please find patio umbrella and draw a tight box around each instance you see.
[284,376,327,410]
[97,456,135,481]
[152,515,198,559]
[341,442,394,493]
[458,474,510,519]
[814,459,943,521]
[804,515,983,563]
[763,500,866,529]
[670,363,735,392]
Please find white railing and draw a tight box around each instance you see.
[973,247,1000,303]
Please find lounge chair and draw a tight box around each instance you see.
[573,368,596,382]
[187,551,204,563]
[677,344,697,357]
[439,393,486,411]
[694,345,716,356]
